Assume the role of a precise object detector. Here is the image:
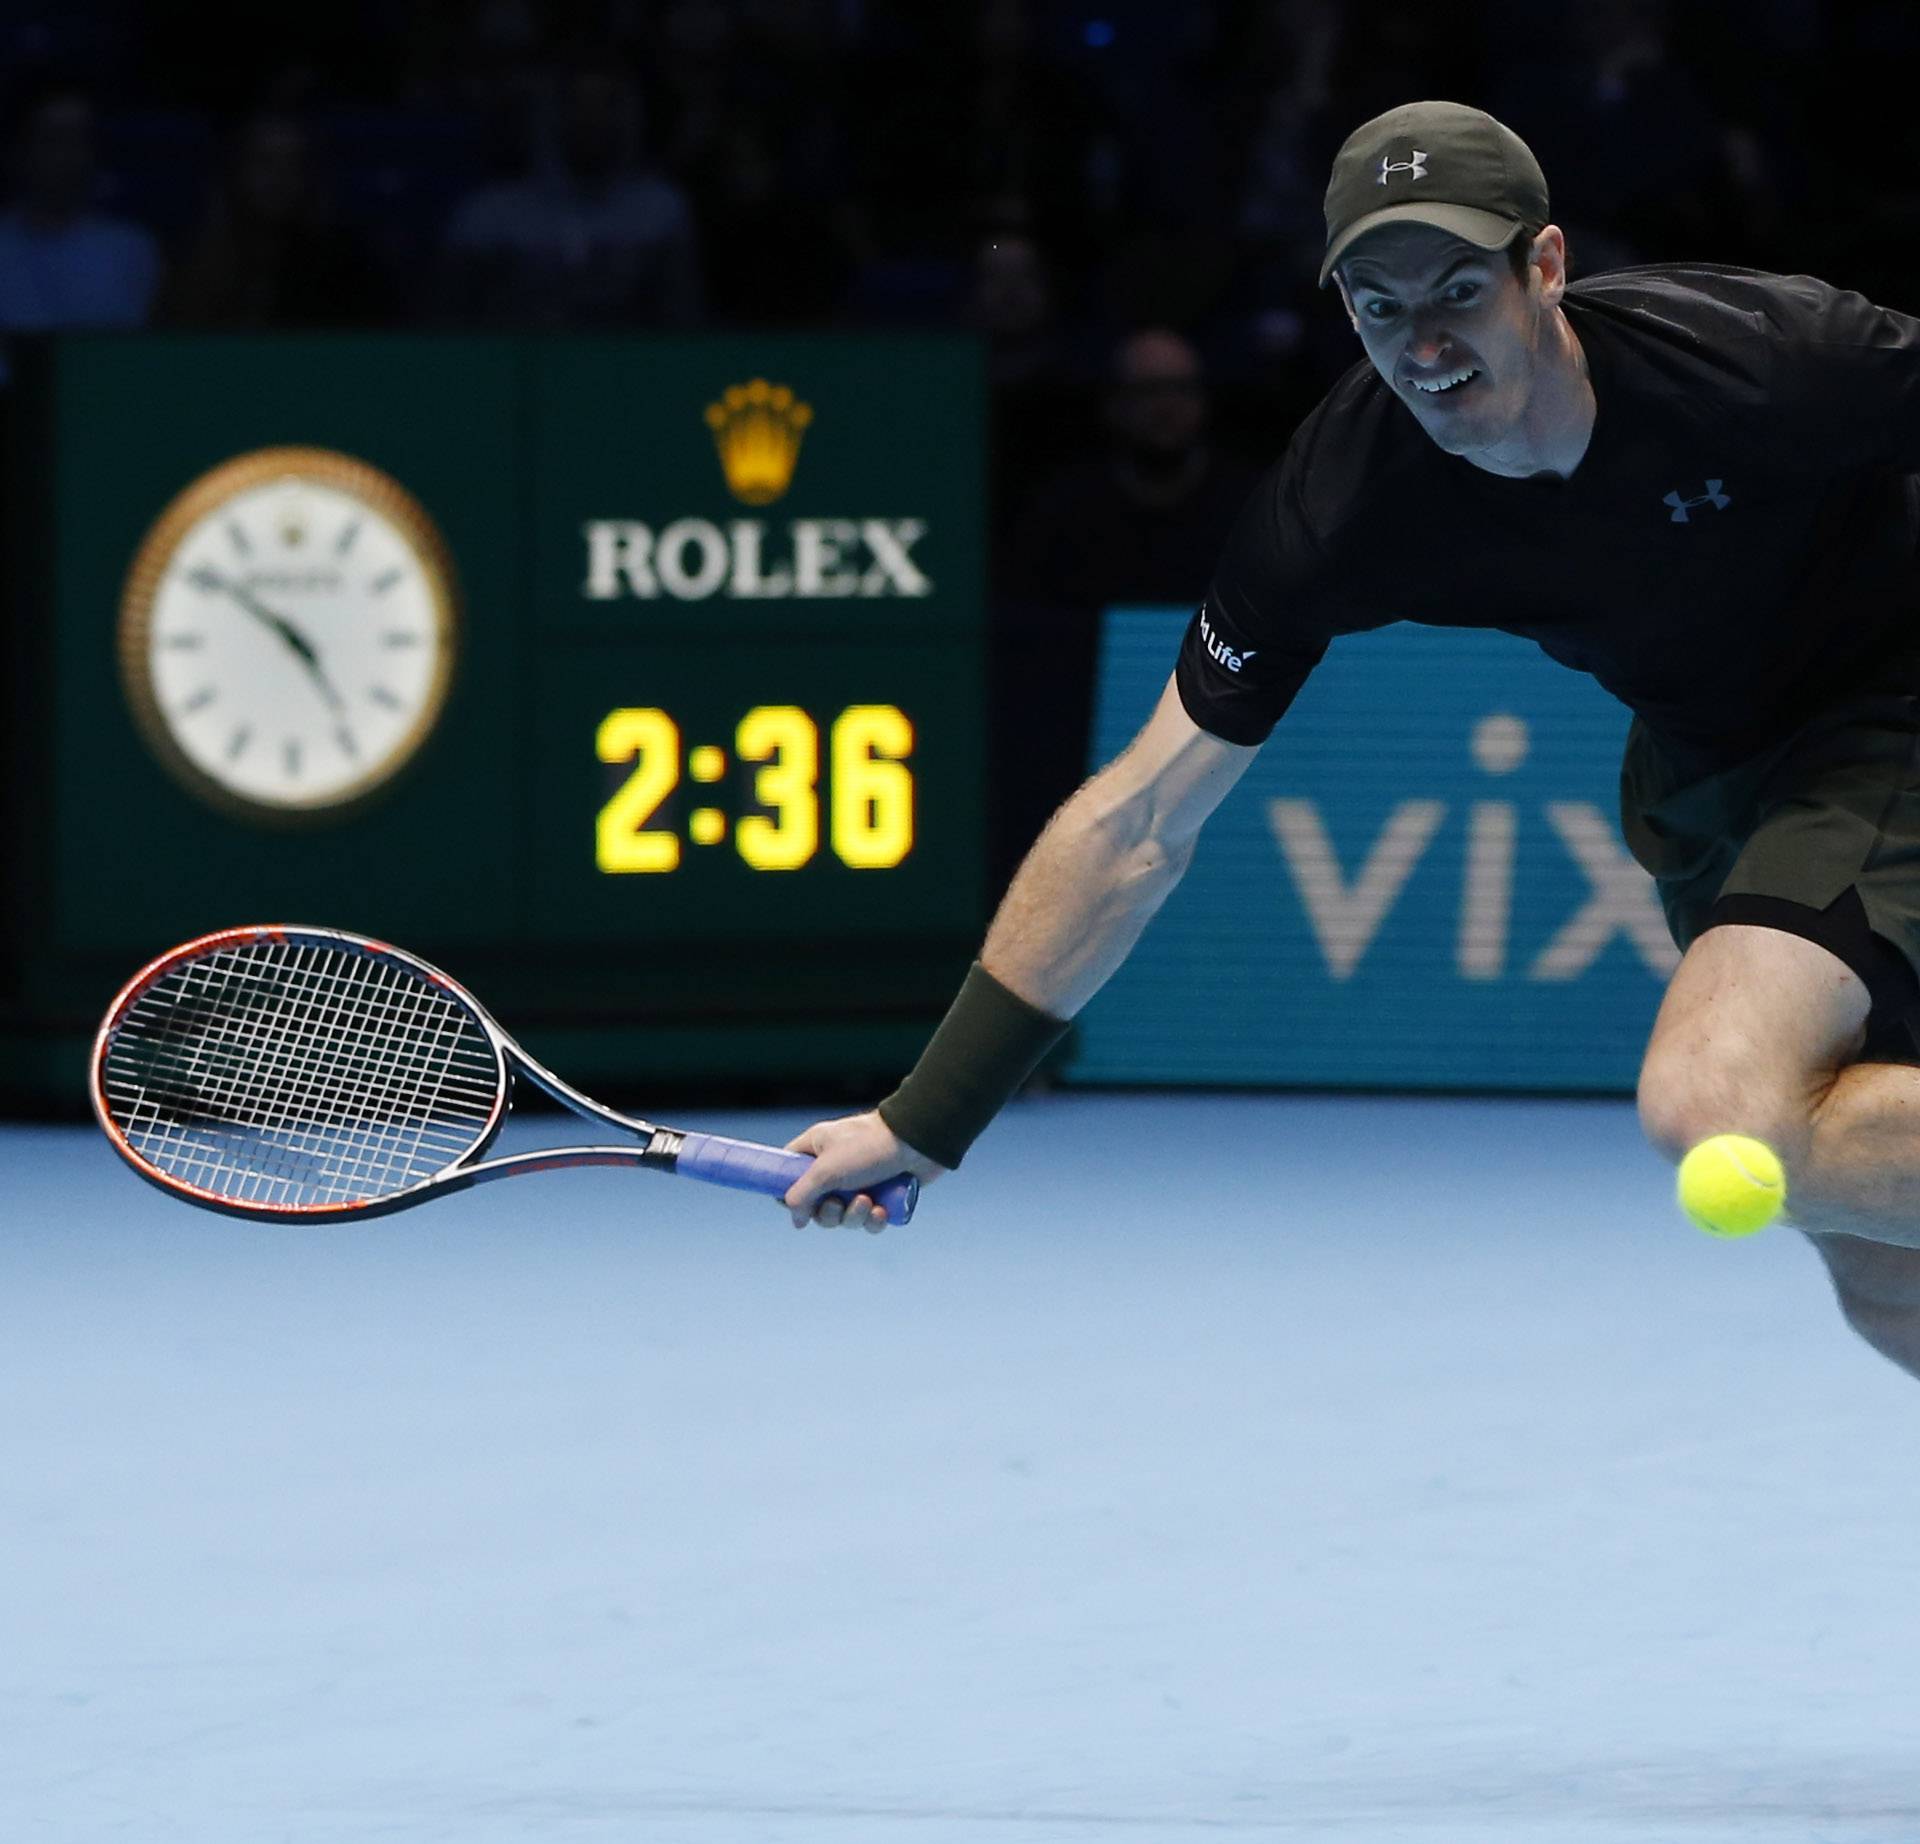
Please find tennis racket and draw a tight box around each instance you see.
[91,924,917,1225]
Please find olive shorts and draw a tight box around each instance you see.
[1620,683,1920,1060]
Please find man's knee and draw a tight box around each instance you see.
[1636,1048,1711,1163]
[1636,922,1867,1164]
[1636,1034,1797,1165]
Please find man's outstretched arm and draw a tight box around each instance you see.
[783,675,1260,1227]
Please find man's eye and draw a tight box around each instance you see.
[1446,283,1481,305]
[1363,300,1399,321]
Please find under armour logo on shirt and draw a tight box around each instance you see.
[1662,480,1730,523]
[1378,150,1427,184]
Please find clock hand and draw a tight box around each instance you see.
[189,565,347,713]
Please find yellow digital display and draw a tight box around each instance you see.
[594,707,682,873]
[831,705,915,869]
[736,703,818,870]
[595,703,916,874]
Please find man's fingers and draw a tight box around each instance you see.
[783,1156,853,1226]
[780,1178,892,1233]
[783,1149,834,1213]
[814,1194,886,1233]
[781,1155,880,1216]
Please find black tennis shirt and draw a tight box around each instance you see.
[1176,264,1920,765]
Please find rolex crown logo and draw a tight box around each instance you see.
[704,377,814,506]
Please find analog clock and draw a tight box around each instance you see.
[119,446,459,821]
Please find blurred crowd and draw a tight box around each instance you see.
[0,0,1905,867]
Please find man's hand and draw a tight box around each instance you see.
[782,1110,947,1231]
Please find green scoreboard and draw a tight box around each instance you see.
[1,334,987,1108]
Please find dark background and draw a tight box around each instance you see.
[0,0,1906,875]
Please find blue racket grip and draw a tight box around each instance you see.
[674,1133,919,1225]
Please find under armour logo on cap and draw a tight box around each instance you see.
[1663,480,1730,523]
[1378,150,1427,184]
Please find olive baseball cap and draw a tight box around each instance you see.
[1319,101,1549,286]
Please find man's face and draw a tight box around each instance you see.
[1108,332,1206,456]
[1336,222,1553,460]
[237,119,309,222]
[971,237,1050,337]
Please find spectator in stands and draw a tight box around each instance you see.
[1236,0,1342,254]
[0,84,159,362]
[163,111,390,329]
[676,104,853,325]
[968,225,1095,552]
[991,327,1258,887]
[968,229,1064,389]
[1008,327,1259,615]
[848,1,1109,280]
[652,0,857,326]
[440,47,700,329]
[1489,0,1724,263]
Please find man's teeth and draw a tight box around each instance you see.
[1412,367,1478,393]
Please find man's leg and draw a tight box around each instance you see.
[1802,1230,1920,1378]
[1636,921,1920,1376]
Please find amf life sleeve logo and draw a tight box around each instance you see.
[1069,613,1680,1093]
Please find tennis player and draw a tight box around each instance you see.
[789,100,1920,1378]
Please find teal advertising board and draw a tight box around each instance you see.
[1064,610,1677,1092]
[1,334,985,1106]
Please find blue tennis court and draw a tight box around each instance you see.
[6,1091,1916,1844]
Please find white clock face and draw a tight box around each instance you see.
[124,453,457,817]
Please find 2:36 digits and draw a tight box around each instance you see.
[595,704,915,873]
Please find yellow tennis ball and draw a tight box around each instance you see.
[1676,1134,1787,1238]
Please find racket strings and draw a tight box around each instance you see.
[186,947,495,1196]
[99,939,502,1209]
[111,950,459,1202]
[109,947,493,1205]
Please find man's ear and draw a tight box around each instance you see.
[1332,271,1361,335]
[1532,224,1570,307]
